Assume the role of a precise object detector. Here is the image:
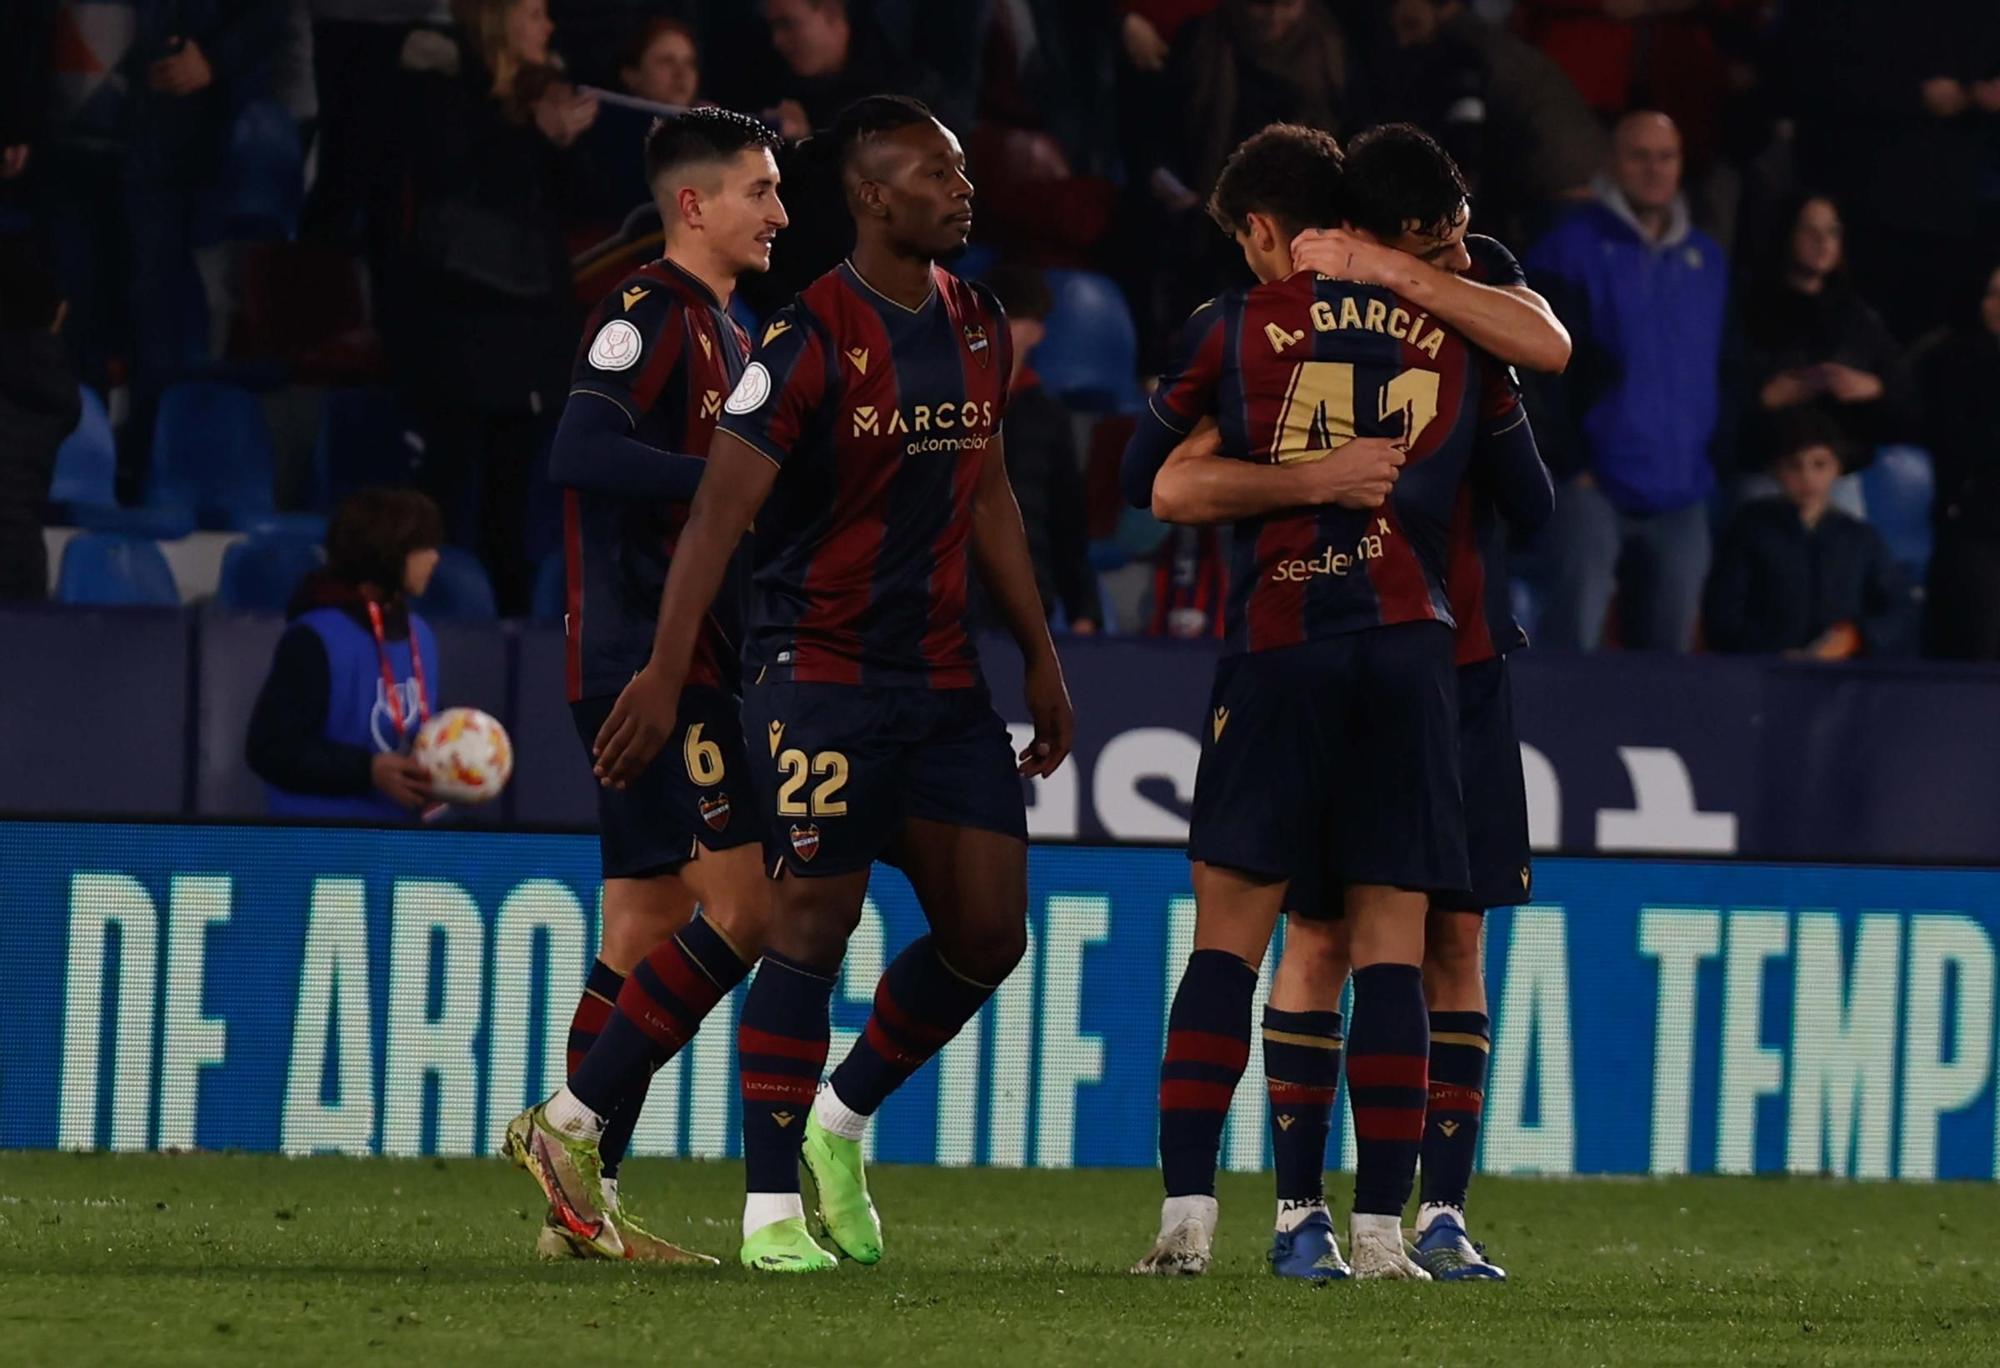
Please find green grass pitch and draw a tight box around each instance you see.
[3,1153,1997,1366]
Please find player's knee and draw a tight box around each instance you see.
[939,917,1028,987]
[597,876,695,971]
[1281,916,1348,982]
[768,880,866,969]
[1422,914,1484,998]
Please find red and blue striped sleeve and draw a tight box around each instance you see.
[1147,298,1227,436]
[716,305,830,467]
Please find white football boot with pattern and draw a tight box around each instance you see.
[1348,1213,1431,1281]
[1130,1196,1218,1276]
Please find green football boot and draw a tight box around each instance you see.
[802,1111,883,1264]
[503,1104,623,1260]
[740,1216,839,1273]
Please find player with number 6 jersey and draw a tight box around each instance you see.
[505,108,788,1268]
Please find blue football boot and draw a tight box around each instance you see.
[1269,1208,1351,1281]
[1413,1212,1507,1281]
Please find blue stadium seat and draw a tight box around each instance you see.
[238,512,329,541]
[727,292,761,338]
[1034,269,1141,413]
[149,381,278,528]
[412,545,498,622]
[1860,444,1935,577]
[49,385,115,508]
[68,503,198,539]
[531,553,567,626]
[215,534,323,614]
[55,533,180,607]
[313,387,416,508]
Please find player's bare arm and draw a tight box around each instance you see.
[969,432,1075,779]
[592,431,778,787]
[1150,417,1406,525]
[1292,228,1571,374]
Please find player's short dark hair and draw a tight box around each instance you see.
[826,93,938,175]
[1341,123,1470,243]
[983,262,1051,322]
[326,487,444,594]
[643,107,783,186]
[1206,124,1345,240]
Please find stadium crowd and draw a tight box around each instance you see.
[2,0,1998,659]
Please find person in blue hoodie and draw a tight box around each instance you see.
[1524,110,1733,652]
[247,486,443,820]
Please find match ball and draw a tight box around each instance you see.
[412,707,514,804]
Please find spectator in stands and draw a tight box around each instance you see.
[1376,0,1604,245]
[1740,192,1907,486]
[1161,0,1354,201]
[247,486,443,819]
[621,17,701,108]
[1513,0,1738,174]
[1526,111,1732,652]
[38,0,287,495]
[303,0,450,246]
[1140,0,1355,354]
[381,0,597,615]
[1919,261,2000,660]
[972,265,1103,634]
[0,237,80,601]
[569,18,707,234]
[1782,1,2000,342]
[757,0,945,139]
[1704,412,1914,659]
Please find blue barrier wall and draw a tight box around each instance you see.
[6,820,1997,1180]
[5,608,2000,860]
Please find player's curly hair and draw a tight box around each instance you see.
[1340,123,1471,244]
[644,107,784,185]
[1207,124,1345,240]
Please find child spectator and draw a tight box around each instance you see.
[1704,416,1914,659]
[247,487,444,819]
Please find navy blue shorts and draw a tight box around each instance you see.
[1282,651,1529,918]
[570,686,761,880]
[1190,621,1467,904]
[738,680,1027,879]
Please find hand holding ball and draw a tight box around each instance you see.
[412,708,514,804]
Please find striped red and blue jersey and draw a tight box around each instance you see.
[1151,270,1521,656]
[1447,234,1537,666]
[717,262,1013,689]
[563,257,750,701]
